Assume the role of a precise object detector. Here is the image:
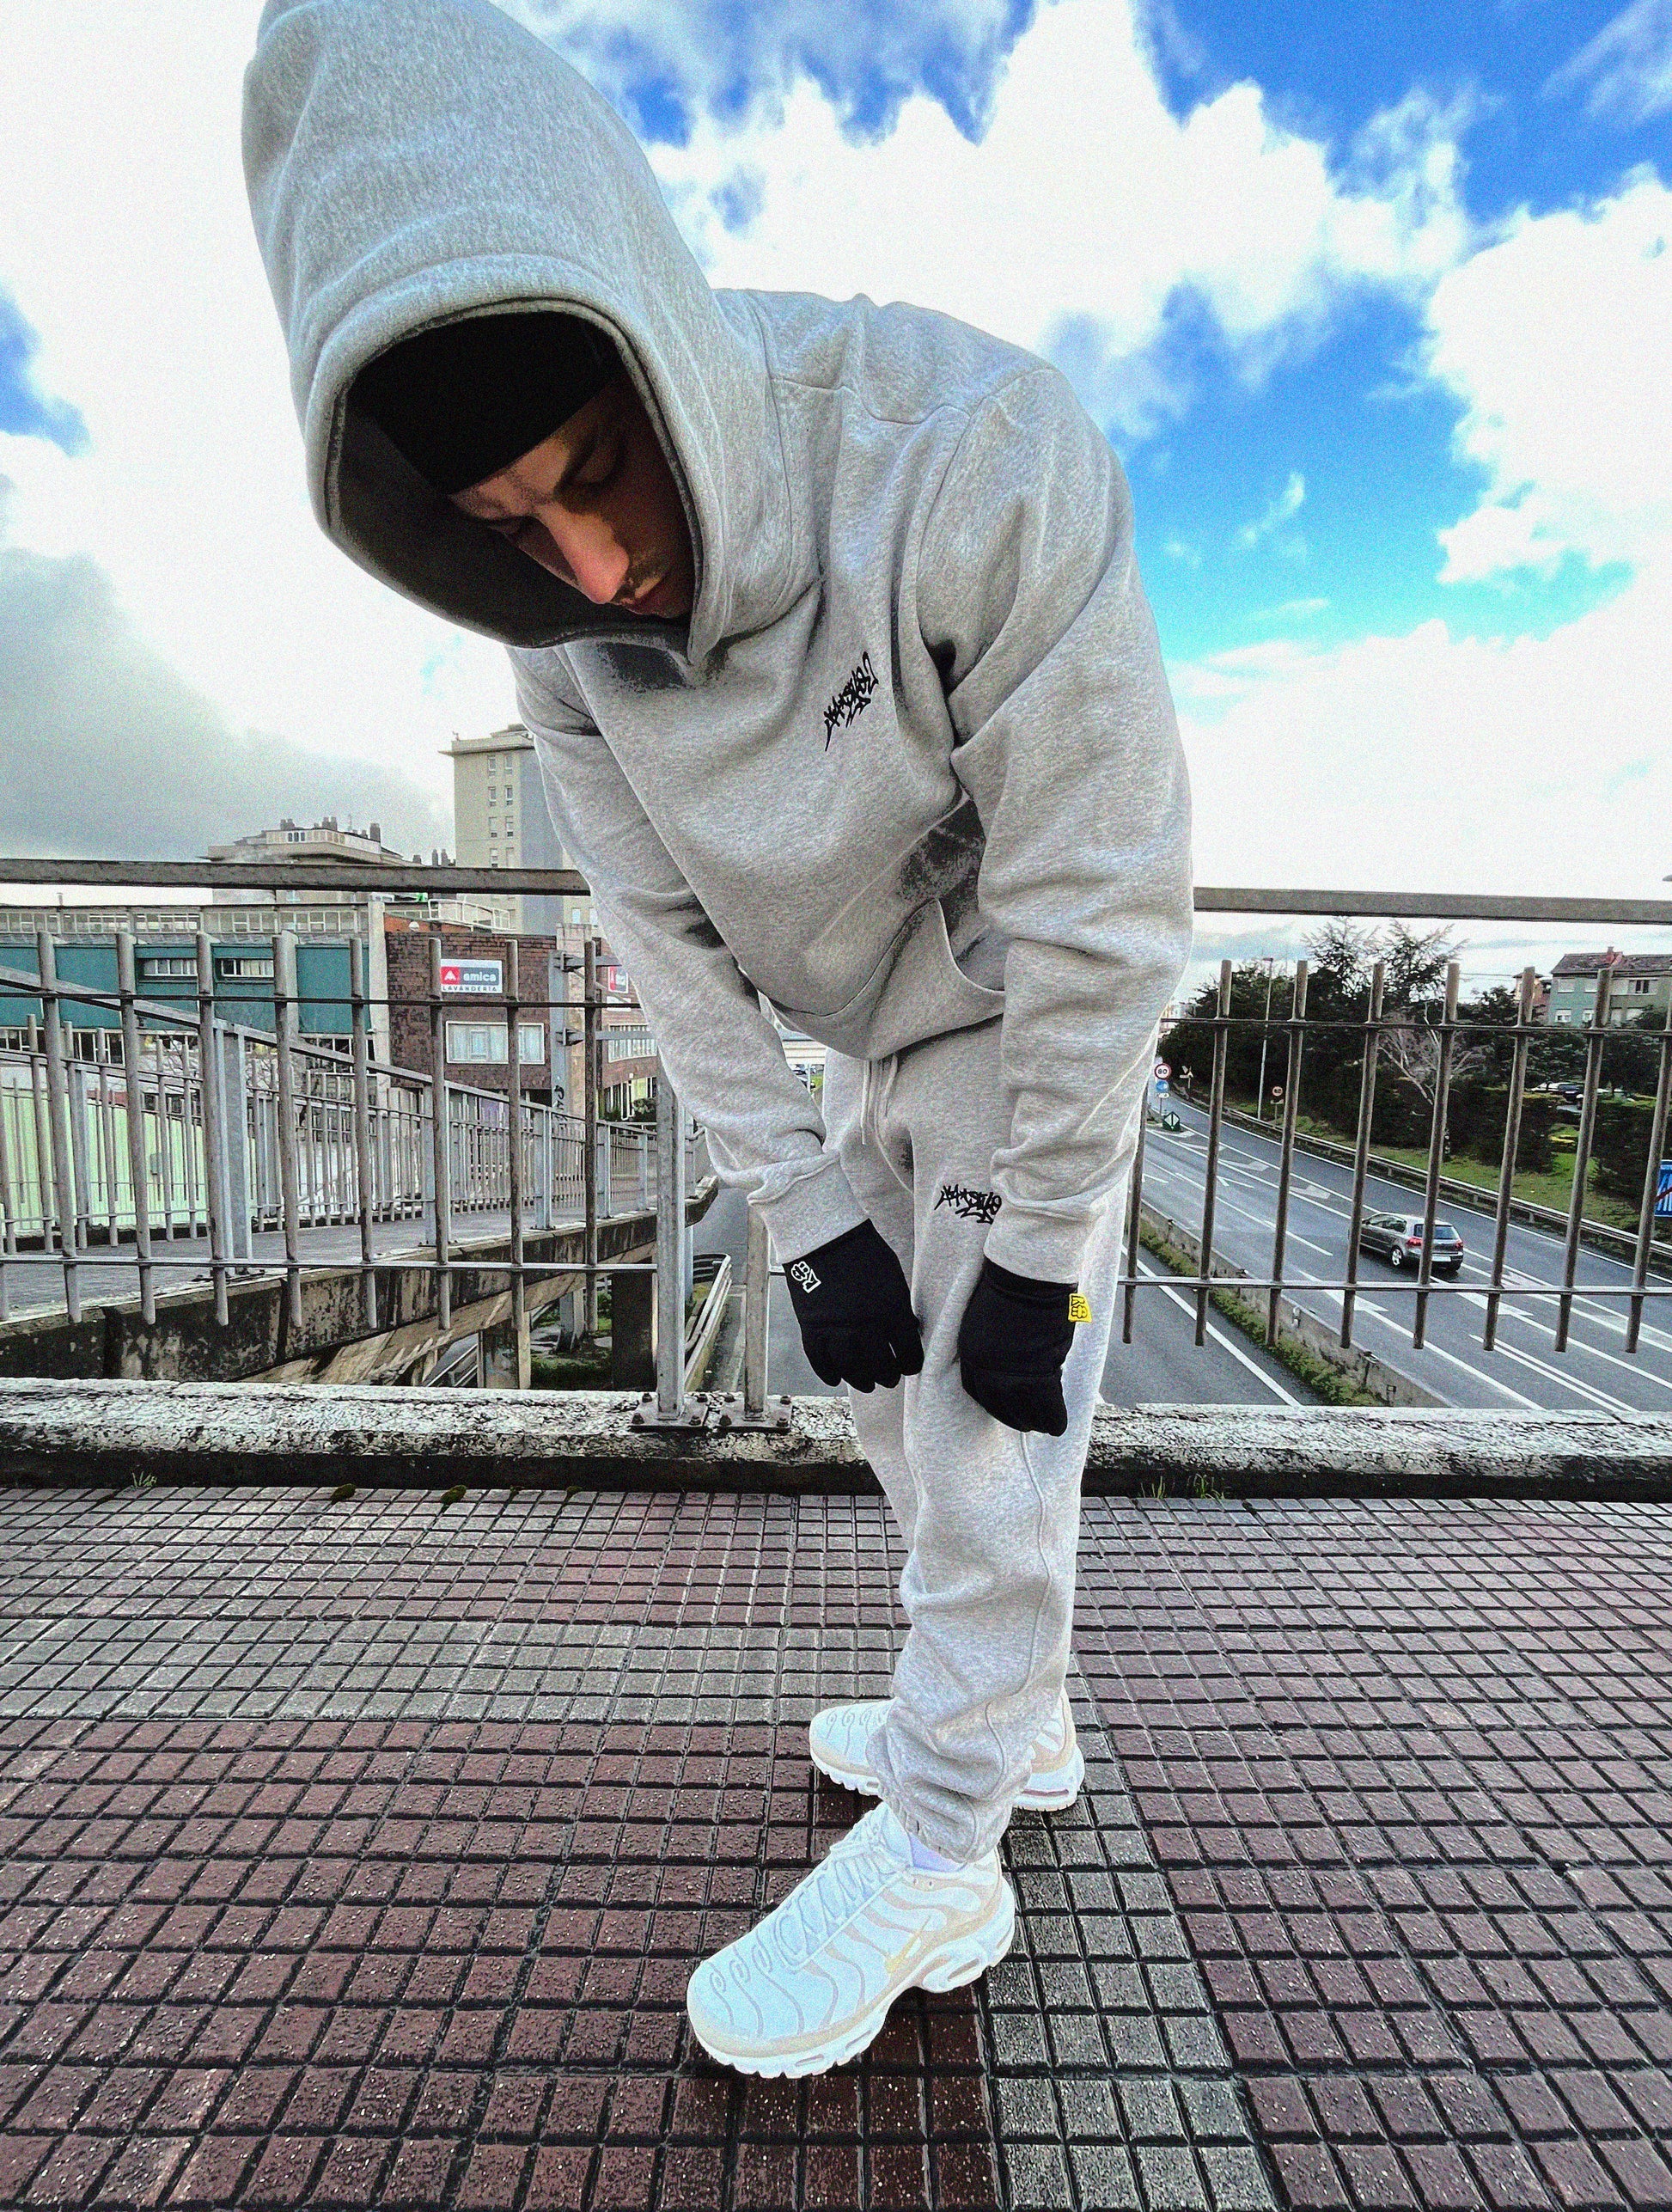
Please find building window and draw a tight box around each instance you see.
[445,1020,546,1064]
[216,956,275,979]
[140,956,196,979]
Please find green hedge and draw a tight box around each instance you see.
[1592,1096,1663,1204]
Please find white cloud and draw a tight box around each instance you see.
[1428,173,1672,583]
[1172,557,1672,907]
[0,0,1657,941]
[0,7,515,847]
[650,0,1471,434]
[1548,0,1672,127]
[1236,469,1305,547]
[511,0,1020,134]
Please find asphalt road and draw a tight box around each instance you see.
[694,1182,1304,1407]
[1140,1094,1672,1412]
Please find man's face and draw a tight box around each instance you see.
[450,372,694,619]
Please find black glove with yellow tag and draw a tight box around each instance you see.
[957,1257,1082,1436]
[784,1220,924,1392]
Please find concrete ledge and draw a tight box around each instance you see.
[4,1383,1672,1500]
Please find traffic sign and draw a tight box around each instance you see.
[1154,1060,1170,1079]
[1657,1161,1672,1219]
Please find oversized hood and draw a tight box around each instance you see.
[242,0,795,658]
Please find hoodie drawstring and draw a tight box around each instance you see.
[860,1052,911,1196]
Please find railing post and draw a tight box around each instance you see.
[66,1033,92,1254]
[428,936,452,1331]
[349,936,377,1329]
[504,940,528,1387]
[743,1205,772,1417]
[220,1029,253,1264]
[1194,959,1232,1345]
[194,933,229,1327]
[1484,966,1536,1352]
[1266,960,1309,1346]
[1410,962,1461,1348]
[116,933,156,1326]
[35,936,80,1321]
[583,937,600,1338]
[654,1061,687,1423]
[1340,960,1385,1350]
[1558,963,1613,1350]
[1122,1073,1149,1346]
[272,932,304,1333]
[27,1016,52,1250]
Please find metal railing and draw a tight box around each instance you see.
[5,862,1672,1426]
[1124,947,1672,1359]
[0,925,677,1341]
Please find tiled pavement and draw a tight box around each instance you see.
[0,1486,1669,2209]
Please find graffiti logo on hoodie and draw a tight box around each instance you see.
[823,651,878,748]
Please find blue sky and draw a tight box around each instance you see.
[0,0,1667,952]
[575,0,1670,697]
[1126,0,1666,658]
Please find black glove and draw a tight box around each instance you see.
[958,1258,1079,1436]
[784,1221,924,1391]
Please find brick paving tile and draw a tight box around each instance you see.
[9,1485,1672,2207]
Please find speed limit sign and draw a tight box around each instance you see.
[1154,1060,1170,1079]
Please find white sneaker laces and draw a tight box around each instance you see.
[764,1824,895,1971]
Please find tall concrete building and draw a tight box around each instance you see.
[447,724,596,938]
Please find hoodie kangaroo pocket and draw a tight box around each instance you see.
[771,895,1002,1060]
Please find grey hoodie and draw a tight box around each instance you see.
[243,0,1193,1280]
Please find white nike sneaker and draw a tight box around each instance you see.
[685,1801,1016,2078]
[809,1687,1084,1812]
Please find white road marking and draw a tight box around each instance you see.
[1458,1290,1672,1396]
[1154,1109,1672,1402]
[1299,1289,1548,1408]
[1483,1336,1638,1415]
[1128,1259,1300,1405]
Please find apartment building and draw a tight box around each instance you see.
[1544,951,1672,1026]
[447,724,595,938]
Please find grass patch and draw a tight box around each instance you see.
[530,1345,612,1390]
[1137,1220,1381,1408]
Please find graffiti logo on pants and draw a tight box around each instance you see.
[936,1182,1000,1224]
[822,651,878,748]
[788,1259,821,1292]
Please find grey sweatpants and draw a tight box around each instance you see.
[820,1015,1132,1861]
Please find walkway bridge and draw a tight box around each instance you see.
[8,865,1672,2212]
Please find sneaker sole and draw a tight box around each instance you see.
[810,1738,1085,1815]
[686,1880,1016,2079]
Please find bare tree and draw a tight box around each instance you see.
[1378,1015,1491,1152]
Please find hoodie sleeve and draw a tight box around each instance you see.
[512,656,869,1264]
[917,366,1193,1286]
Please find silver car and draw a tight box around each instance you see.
[1358,1213,1465,1278]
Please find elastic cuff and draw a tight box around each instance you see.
[753,1152,868,1266]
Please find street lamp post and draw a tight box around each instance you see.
[1255,956,1277,1121]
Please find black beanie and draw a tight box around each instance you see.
[352,310,619,495]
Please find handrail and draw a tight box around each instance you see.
[3,860,1670,927]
